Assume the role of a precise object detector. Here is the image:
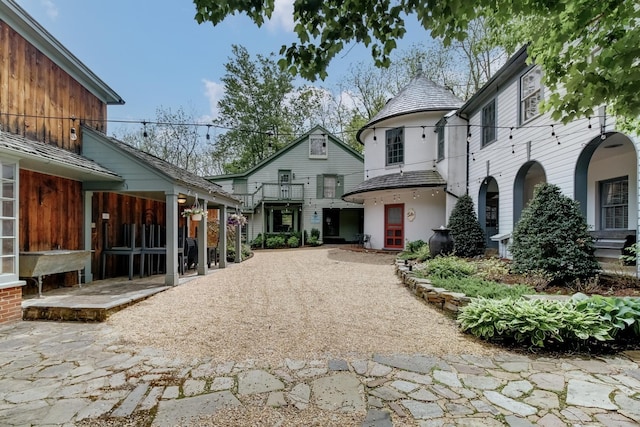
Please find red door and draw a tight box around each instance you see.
[384,204,404,249]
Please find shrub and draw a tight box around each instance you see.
[307,236,322,246]
[431,276,534,299]
[287,236,300,248]
[310,228,320,239]
[250,233,263,249]
[510,183,599,285]
[266,236,286,249]
[406,239,426,253]
[474,258,510,282]
[421,255,476,279]
[448,195,486,257]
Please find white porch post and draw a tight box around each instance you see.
[235,222,242,263]
[165,193,179,285]
[219,205,227,268]
[82,190,93,283]
[197,198,208,275]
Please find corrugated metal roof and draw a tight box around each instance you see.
[0,130,121,180]
[342,170,446,200]
[357,71,463,143]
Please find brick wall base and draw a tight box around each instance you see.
[0,286,23,324]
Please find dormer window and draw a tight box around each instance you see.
[309,134,328,159]
[521,67,543,124]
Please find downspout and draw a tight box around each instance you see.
[457,113,471,196]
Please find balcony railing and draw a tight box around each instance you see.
[235,183,305,210]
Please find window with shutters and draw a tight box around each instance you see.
[316,174,343,199]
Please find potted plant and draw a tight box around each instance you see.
[227,213,247,227]
[182,207,207,222]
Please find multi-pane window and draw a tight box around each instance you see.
[436,125,445,161]
[481,100,496,147]
[521,67,542,124]
[309,135,328,158]
[0,161,17,283]
[602,177,628,229]
[323,176,336,198]
[385,127,404,166]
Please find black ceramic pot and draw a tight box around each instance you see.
[429,228,454,257]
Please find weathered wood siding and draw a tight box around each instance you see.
[0,20,106,148]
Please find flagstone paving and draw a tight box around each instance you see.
[0,321,639,426]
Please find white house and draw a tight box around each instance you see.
[342,70,466,250]
[208,126,364,245]
[460,46,639,262]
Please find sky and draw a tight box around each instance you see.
[15,0,430,136]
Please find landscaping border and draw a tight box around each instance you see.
[395,260,471,314]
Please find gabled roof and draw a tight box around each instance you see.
[459,45,529,115]
[342,170,446,201]
[0,0,124,105]
[0,130,121,181]
[357,71,463,143]
[206,125,363,181]
[82,126,240,204]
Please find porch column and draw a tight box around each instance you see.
[165,193,179,286]
[197,199,208,275]
[82,191,93,283]
[235,222,242,263]
[219,205,227,268]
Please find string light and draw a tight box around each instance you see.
[421,126,426,139]
[373,127,377,142]
[206,124,211,140]
[142,121,148,138]
[509,127,513,139]
[550,124,555,137]
[70,117,77,141]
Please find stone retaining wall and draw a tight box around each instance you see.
[395,260,471,315]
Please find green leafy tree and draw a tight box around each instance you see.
[447,194,486,258]
[193,0,640,125]
[510,183,599,285]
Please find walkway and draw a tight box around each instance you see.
[0,248,638,426]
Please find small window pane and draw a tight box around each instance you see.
[2,201,13,217]
[2,220,14,237]
[2,164,14,180]
[2,238,13,254]
[3,182,13,198]
[2,257,14,274]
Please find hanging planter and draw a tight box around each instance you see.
[191,213,203,222]
[182,197,206,222]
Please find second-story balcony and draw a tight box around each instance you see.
[235,183,305,211]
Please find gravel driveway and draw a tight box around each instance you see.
[108,247,494,365]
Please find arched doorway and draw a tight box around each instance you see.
[478,177,499,249]
[513,161,546,225]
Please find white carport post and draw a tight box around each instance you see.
[197,197,208,275]
[165,192,179,286]
[218,205,227,268]
[235,220,242,263]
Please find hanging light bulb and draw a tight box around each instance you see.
[373,127,377,142]
[142,121,148,138]
[206,124,211,140]
[421,126,426,139]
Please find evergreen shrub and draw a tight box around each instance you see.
[448,194,486,257]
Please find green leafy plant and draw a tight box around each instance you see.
[431,276,534,299]
[399,241,431,262]
[266,236,286,249]
[447,194,486,257]
[250,233,264,249]
[474,258,510,282]
[307,236,322,246]
[572,293,640,337]
[406,239,426,253]
[310,228,320,239]
[421,255,476,279]
[510,183,599,286]
[287,236,300,248]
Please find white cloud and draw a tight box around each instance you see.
[265,0,295,33]
[41,0,58,20]
[202,79,224,120]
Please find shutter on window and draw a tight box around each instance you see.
[336,175,344,198]
[316,175,324,199]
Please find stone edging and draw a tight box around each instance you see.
[394,260,471,314]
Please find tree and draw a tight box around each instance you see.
[212,45,330,173]
[510,183,599,285]
[447,195,486,258]
[193,0,640,124]
[113,106,222,175]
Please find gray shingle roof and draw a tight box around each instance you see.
[83,127,239,202]
[342,170,446,200]
[357,72,463,143]
[0,130,121,179]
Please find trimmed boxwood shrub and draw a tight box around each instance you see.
[510,183,599,285]
[448,195,486,257]
[287,236,300,248]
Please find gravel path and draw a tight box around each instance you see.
[108,247,494,365]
